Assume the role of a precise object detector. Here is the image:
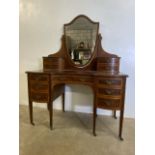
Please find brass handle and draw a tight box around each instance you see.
[106,80,112,85]
[35,95,41,99]
[80,79,86,82]
[104,100,112,105]
[38,77,47,81]
[58,78,63,81]
[37,85,47,90]
[105,90,112,95]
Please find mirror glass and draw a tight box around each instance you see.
[64,16,98,65]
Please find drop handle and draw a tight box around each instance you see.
[104,100,112,105]
[106,80,112,85]
[80,79,86,82]
[105,90,112,95]
[35,95,40,99]
[58,78,68,81]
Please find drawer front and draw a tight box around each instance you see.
[97,64,119,71]
[97,57,120,63]
[97,98,121,109]
[29,74,49,83]
[30,83,49,92]
[31,92,49,102]
[98,88,121,96]
[97,78,122,88]
[52,76,93,84]
[96,57,120,73]
[43,57,65,70]
[28,73,50,102]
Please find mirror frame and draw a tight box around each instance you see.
[64,15,99,68]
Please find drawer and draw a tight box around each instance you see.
[31,92,49,102]
[52,76,93,84]
[97,57,120,63]
[97,98,121,109]
[43,57,65,70]
[29,74,49,82]
[97,88,121,96]
[97,64,119,71]
[30,83,49,92]
[97,78,122,87]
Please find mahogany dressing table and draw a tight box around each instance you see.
[26,15,128,140]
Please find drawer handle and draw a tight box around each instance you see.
[104,100,112,105]
[106,80,112,85]
[34,94,47,100]
[32,85,47,90]
[58,78,68,81]
[35,95,41,99]
[37,85,47,89]
[105,90,112,95]
[56,78,62,81]
[80,79,86,82]
[38,77,48,81]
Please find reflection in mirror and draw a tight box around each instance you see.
[64,16,98,65]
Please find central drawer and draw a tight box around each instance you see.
[52,75,93,84]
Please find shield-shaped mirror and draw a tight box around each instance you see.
[64,15,99,66]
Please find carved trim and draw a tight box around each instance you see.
[48,35,67,58]
[64,15,99,32]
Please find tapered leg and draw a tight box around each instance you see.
[49,102,53,130]
[47,103,50,110]
[62,93,65,112]
[113,110,117,119]
[93,105,97,136]
[29,101,35,125]
[119,109,124,140]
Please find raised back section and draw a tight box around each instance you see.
[43,15,120,73]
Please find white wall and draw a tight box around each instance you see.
[20,0,135,118]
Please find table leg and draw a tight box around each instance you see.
[62,93,65,112]
[49,101,53,130]
[47,103,50,110]
[113,110,117,119]
[119,109,124,141]
[29,101,35,125]
[93,102,97,136]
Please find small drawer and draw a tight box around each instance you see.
[31,92,49,102]
[97,57,120,63]
[52,77,68,82]
[97,98,121,109]
[97,64,119,72]
[98,88,121,96]
[78,77,93,83]
[29,74,49,82]
[97,78,122,87]
[30,83,49,92]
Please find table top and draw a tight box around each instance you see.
[26,69,128,77]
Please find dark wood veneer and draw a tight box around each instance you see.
[26,15,128,140]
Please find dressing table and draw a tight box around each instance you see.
[26,15,128,140]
